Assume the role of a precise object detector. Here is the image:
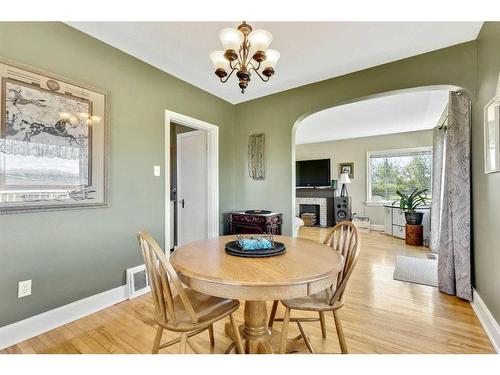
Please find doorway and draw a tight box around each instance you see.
[164,111,219,252]
[176,130,208,246]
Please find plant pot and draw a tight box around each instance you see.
[404,211,424,225]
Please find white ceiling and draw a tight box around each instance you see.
[295,89,450,144]
[66,22,482,104]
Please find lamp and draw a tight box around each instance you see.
[339,173,351,197]
[210,21,280,93]
[210,51,229,78]
[219,28,244,60]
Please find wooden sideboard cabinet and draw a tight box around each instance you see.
[227,211,282,235]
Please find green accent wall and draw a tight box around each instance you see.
[0,22,235,327]
[1,21,499,329]
[233,41,477,236]
[473,22,500,323]
[233,23,500,324]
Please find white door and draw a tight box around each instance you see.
[177,130,208,246]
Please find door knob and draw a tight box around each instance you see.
[180,199,185,208]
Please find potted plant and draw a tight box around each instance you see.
[393,188,429,225]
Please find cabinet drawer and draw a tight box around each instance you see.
[393,225,405,239]
[231,214,266,224]
[393,208,406,226]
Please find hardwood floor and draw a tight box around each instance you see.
[2,228,494,354]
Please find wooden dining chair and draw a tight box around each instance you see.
[137,231,244,354]
[268,221,360,354]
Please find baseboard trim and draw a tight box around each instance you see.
[370,224,384,231]
[0,285,128,350]
[471,288,500,353]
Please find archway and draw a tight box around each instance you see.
[290,85,469,236]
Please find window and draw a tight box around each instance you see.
[367,147,432,204]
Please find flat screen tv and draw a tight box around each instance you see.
[296,159,331,187]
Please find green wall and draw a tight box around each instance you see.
[0,22,235,327]
[233,23,500,324]
[1,21,499,329]
[472,22,500,323]
[234,41,477,236]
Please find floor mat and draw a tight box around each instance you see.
[393,255,438,287]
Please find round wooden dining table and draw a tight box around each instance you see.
[170,235,343,354]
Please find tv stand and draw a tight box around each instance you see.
[296,188,336,227]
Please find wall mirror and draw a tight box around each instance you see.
[484,97,500,174]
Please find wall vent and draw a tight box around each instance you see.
[126,265,151,299]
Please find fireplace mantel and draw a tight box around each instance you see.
[296,188,336,198]
[296,188,336,227]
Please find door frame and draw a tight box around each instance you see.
[165,110,219,252]
[176,130,208,246]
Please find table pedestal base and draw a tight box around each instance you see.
[224,301,307,354]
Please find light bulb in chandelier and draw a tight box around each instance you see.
[248,29,273,62]
[261,49,280,77]
[219,28,244,61]
[209,50,228,78]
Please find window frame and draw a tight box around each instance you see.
[365,146,433,206]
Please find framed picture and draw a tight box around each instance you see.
[339,162,354,179]
[0,57,108,213]
[484,96,500,174]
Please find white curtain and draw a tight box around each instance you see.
[431,91,472,301]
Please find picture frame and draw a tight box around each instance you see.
[339,162,354,179]
[484,97,500,174]
[0,57,109,213]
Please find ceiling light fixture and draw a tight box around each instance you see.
[210,21,280,94]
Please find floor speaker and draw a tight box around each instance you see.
[334,196,352,223]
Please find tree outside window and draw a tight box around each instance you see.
[368,148,432,203]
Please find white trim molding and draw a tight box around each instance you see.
[471,288,500,353]
[164,111,219,251]
[0,285,128,350]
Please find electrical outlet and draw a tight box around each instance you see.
[153,165,161,177]
[18,280,32,298]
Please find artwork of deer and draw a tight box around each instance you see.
[7,88,48,112]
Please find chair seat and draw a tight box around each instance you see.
[282,288,343,312]
[160,288,239,331]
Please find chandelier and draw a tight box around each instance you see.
[210,21,280,94]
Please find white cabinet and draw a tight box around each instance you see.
[392,224,406,239]
[383,207,392,235]
[393,208,406,226]
[383,205,431,246]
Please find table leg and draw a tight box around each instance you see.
[244,301,272,353]
[224,301,308,354]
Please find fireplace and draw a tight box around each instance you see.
[299,204,320,226]
[295,189,335,227]
[296,197,329,227]
[300,204,320,218]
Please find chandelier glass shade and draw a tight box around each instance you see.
[210,21,280,93]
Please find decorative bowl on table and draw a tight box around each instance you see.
[224,234,286,258]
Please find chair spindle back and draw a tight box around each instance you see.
[323,221,360,305]
[137,231,198,325]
